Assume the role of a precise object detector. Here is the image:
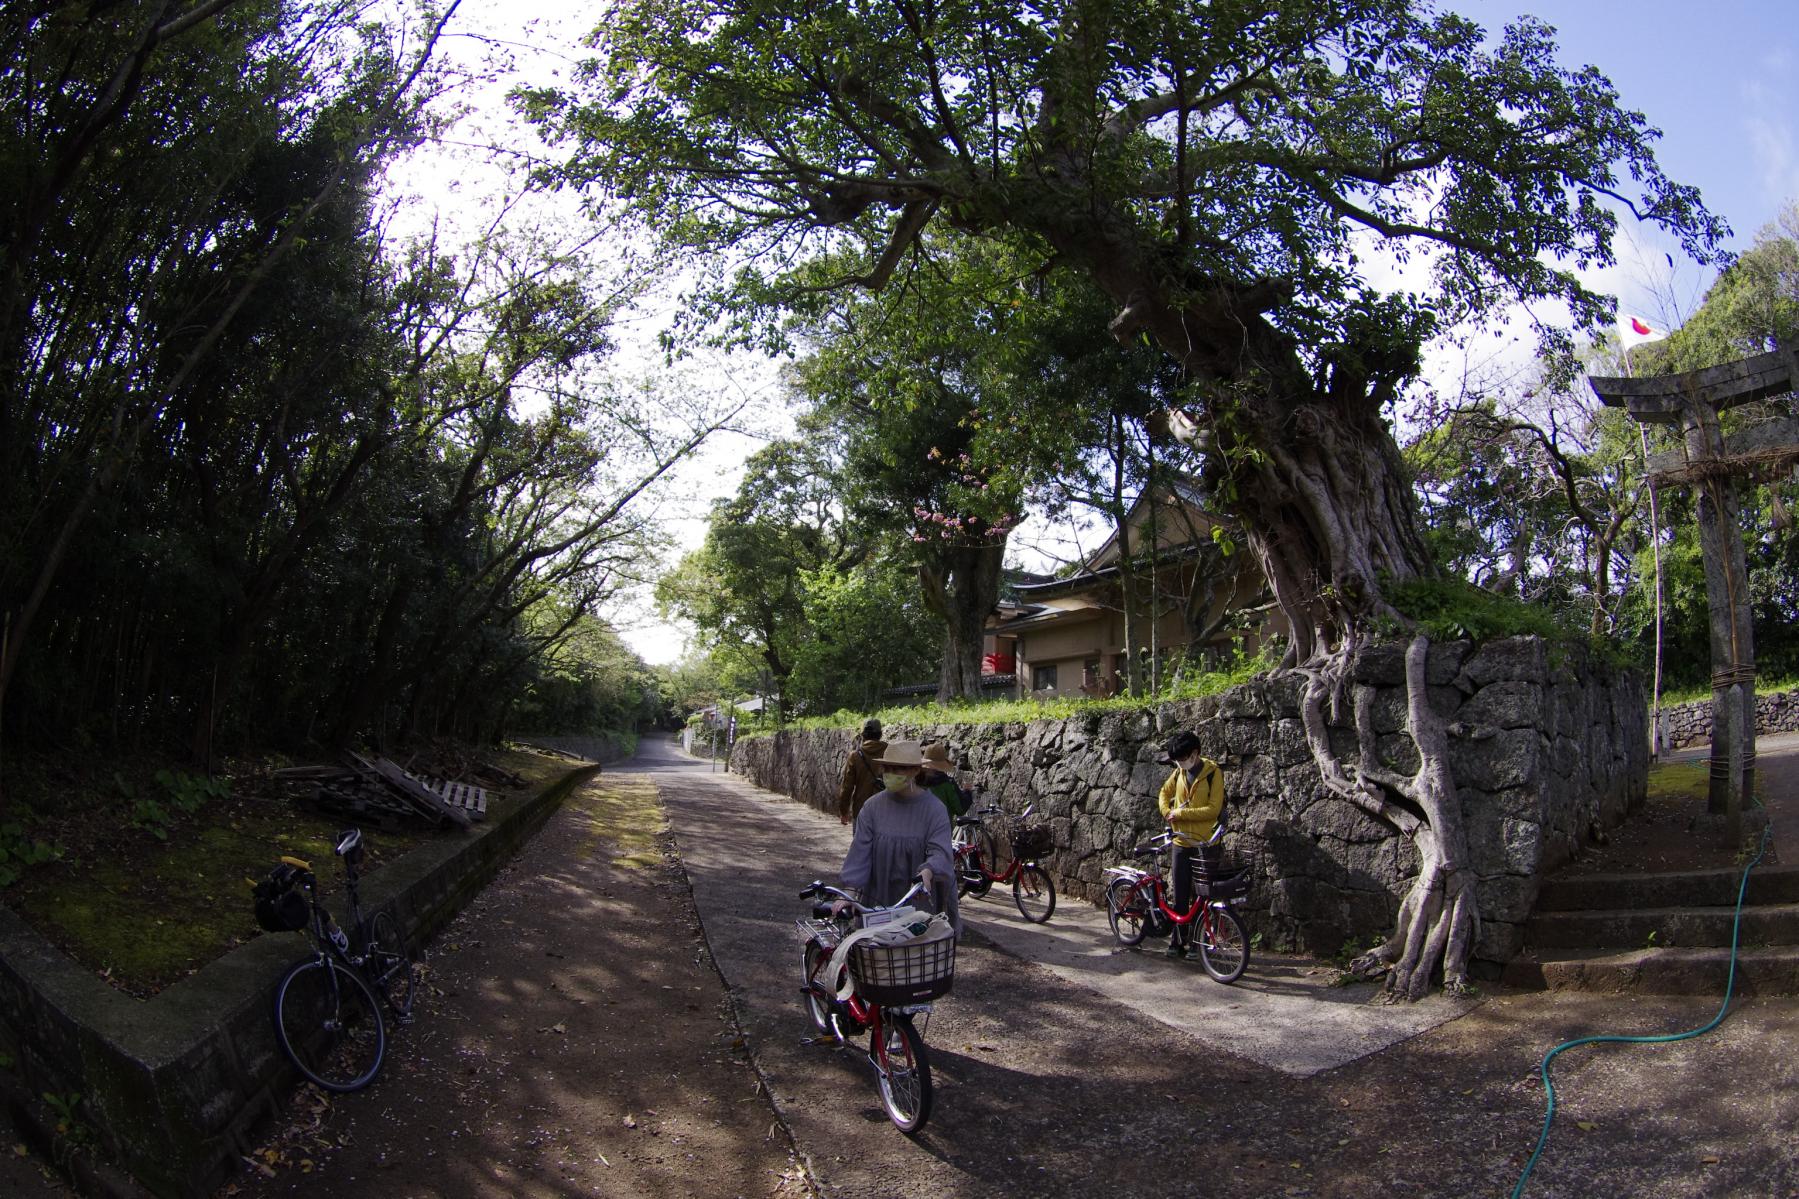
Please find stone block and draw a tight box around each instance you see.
[1428,641,1473,686]
[1232,755,1279,798]
[1475,920,1524,962]
[1353,643,1406,686]
[1224,718,1270,756]
[1449,727,1541,791]
[1376,732,1421,775]
[1268,718,1312,766]
[1462,636,1549,686]
[1459,680,1545,730]
[1217,687,1270,719]
[1367,687,1407,735]
[1474,873,1538,923]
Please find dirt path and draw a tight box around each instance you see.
[10,737,1798,1198]
[225,769,807,1199]
[649,736,1799,1199]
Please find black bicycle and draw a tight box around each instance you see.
[253,827,420,1091]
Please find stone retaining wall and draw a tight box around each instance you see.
[0,765,596,1198]
[1660,689,1799,748]
[730,637,1646,968]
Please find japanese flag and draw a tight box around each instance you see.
[1619,314,1669,346]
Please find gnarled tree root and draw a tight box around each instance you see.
[1293,633,1479,1002]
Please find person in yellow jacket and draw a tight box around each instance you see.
[1156,729,1224,959]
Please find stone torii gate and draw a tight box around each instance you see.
[1589,343,1799,838]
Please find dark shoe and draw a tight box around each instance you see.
[1164,939,1183,959]
[1184,943,1203,961]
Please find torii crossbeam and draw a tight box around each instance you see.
[1589,342,1799,839]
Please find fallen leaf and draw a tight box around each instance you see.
[622,1115,636,1129]
[1576,1121,1597,1132]
[12,1144,28,1158]
[1701,1155,1721,1165]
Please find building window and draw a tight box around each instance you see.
[1032,663,1058,691]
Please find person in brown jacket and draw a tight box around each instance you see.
[836,719,887,825]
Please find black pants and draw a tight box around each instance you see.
[1170,844,1194,943]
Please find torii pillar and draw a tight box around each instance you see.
[1589,343,1799,838]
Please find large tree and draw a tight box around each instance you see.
[541,0,1727,997]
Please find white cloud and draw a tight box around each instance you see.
[1741,62,1799,219]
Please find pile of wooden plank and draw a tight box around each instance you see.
[274,752,492,831]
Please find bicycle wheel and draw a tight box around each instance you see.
[365,912,418,1022]
[1198,905,1250,984]
[1106,877,1151,946]
[874,1014,932,1134]
[274,958,386,1092]
[961,831,997,898]
[953,841,989,899]
[802,941,839,1036]
[1012,863,1056,923]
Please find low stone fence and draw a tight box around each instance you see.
[0,764,597,1198]
[1660,689,1799,748]
[731,637,1646,969]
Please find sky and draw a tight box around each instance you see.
[399,0,1799,666]
[1472,0,1799,319]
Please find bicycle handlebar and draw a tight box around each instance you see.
[799,874,930,914]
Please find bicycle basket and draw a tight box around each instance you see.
[252,866,308,933]
[1009,821,1053,859]
[1195,869,1251,901]
[849,924,957,1006]
[1191,841,1231,878]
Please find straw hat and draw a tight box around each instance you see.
[873,740,925,767]
[920,742,956,771]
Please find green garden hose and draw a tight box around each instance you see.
[1510,803,1773,1198]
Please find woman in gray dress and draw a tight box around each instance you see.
[835,740,960,933]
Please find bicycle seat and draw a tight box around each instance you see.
[952,816,984,828]
[334,828,364,857]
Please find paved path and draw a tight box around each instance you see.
[635,736,1474,1078]
[628,737,1799,1199]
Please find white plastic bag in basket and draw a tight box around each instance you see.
[826,910,949,1000]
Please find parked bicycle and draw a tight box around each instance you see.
[951,801,1057,923]
[796,874,955,1134]
[1103,824,1251,983]
[252,827,421,1091]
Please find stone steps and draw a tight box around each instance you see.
[1534,864,1799,912]
[1517,862,1799,994]
[1525,902,1799,949]
[1502,945,1799,995]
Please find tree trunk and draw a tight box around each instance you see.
[1095,265,1469,998]
[919,542,1004,704]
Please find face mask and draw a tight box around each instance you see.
[883,773,909,792]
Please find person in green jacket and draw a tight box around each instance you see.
[1157,729,1224,959]
[918,742,968,819]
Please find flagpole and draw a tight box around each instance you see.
[1625,340,1667,761]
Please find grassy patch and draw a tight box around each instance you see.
[566,774,665,870]
[763,648,1280,736]
[1645,758,1710,805]
[1657,677,1799,706]
[1383,576,1569,642]
[1,747,573,997]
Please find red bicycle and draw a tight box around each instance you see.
[1104,826,1251,983]
[952,801,1056,923]
[797,875,955,1134]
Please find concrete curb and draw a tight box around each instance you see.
[0,763,596,1198]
